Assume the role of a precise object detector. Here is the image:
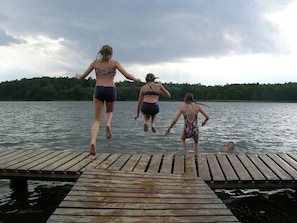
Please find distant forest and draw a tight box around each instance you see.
[0,77,296,102]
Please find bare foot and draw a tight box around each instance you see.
[106,126,112,140]
[151,126,157,133]
[144,123,148,132]
[90,143,96,155]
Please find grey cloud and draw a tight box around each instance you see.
[0,29,24,46]
[0,0,293,63]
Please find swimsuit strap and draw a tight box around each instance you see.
[147,83,155,91]
[185,104,198,123]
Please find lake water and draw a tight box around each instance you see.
[0,101,297,222]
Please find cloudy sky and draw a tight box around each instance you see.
[0,0,296,85]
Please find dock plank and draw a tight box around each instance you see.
[259,154,293,181]
[173,155,184,174]
[237,154,265,181]
[159,154,173,174]
[197,155,211,181]
[120,154,141,171]
[247,154,279,181]
[146,154,162,173]
[185,155,197,177]
[217,154,238,182]
[47,169,239,223]
[9,150,55,170]
[268,154,297,180]
[96,153,122,170]
[207,154,225,182]
[227,154,253,182]
[107,154,131,171]
[0,149,38,168]
[133,154,151,172]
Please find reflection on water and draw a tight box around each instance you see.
[1,101,297,222]
[216,188,297,223]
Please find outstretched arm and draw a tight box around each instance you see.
[115,60,141,83]
[165,109,182,135]
[160,84,171,98]
[76,61,95,80]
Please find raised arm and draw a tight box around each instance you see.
[159,84,171,98]
[115,60,140,83]
[76,60,95,80]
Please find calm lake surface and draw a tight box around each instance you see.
[0,101,297,222]
[1,101,297,154]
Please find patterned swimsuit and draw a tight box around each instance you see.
[183,106,199,138]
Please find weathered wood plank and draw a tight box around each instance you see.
[159,154,173,174]
[197,155,211,181]
[237,153,265,181]
[0,149,39,168]
[259,154,293,181]
[86,153,110,169]
[267,154,297,180]
[146,154,162,173]
[247,154,280,181]
[107,154,132,171]
[28,151,66,171]
[173,155,184,174]
[120,154,141,171]
[48,215,239,223]
[40,151,75,172]
[66,154,98,173]
[95,153,121,170]
[59,200,227,209]
[278,154,297,170]
[9,150,55,170]
[48,169,238,223]
[227,154,253,181]
[53,152,88,172]
[62,195,223,204]
[133,154,151,172]
[49,152,82,173]
[185,155,197,177]
[207,154,225,182]
[217,154,238,182]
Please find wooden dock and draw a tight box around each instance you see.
[1,149,297,189]
[47,169,238,222]
[1,149,297,222]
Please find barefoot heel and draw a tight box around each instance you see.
[106,126,112,139]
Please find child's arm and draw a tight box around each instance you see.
[165,109,182,135]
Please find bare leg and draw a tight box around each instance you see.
[181,135,189,155]
[143,114,149,132]
[105,101,114,140]
[194,135,199,156]
[151,114,157,133]
[90,99,104,155]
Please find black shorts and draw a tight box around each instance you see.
[141,102,159,116]
[94,86,117,102]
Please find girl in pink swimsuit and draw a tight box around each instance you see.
[166,93,209,156]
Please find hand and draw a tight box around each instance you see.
[134,78,141,84]
[75,74,82,80]
[134,114,139,120]
[165,129,170,136]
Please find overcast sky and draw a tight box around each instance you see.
[0,0,296,85]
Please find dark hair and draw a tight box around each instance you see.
[184,93,196,103]
[145,73,157,82]
[97,44,113,61]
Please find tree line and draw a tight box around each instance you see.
[0,77,296,102]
